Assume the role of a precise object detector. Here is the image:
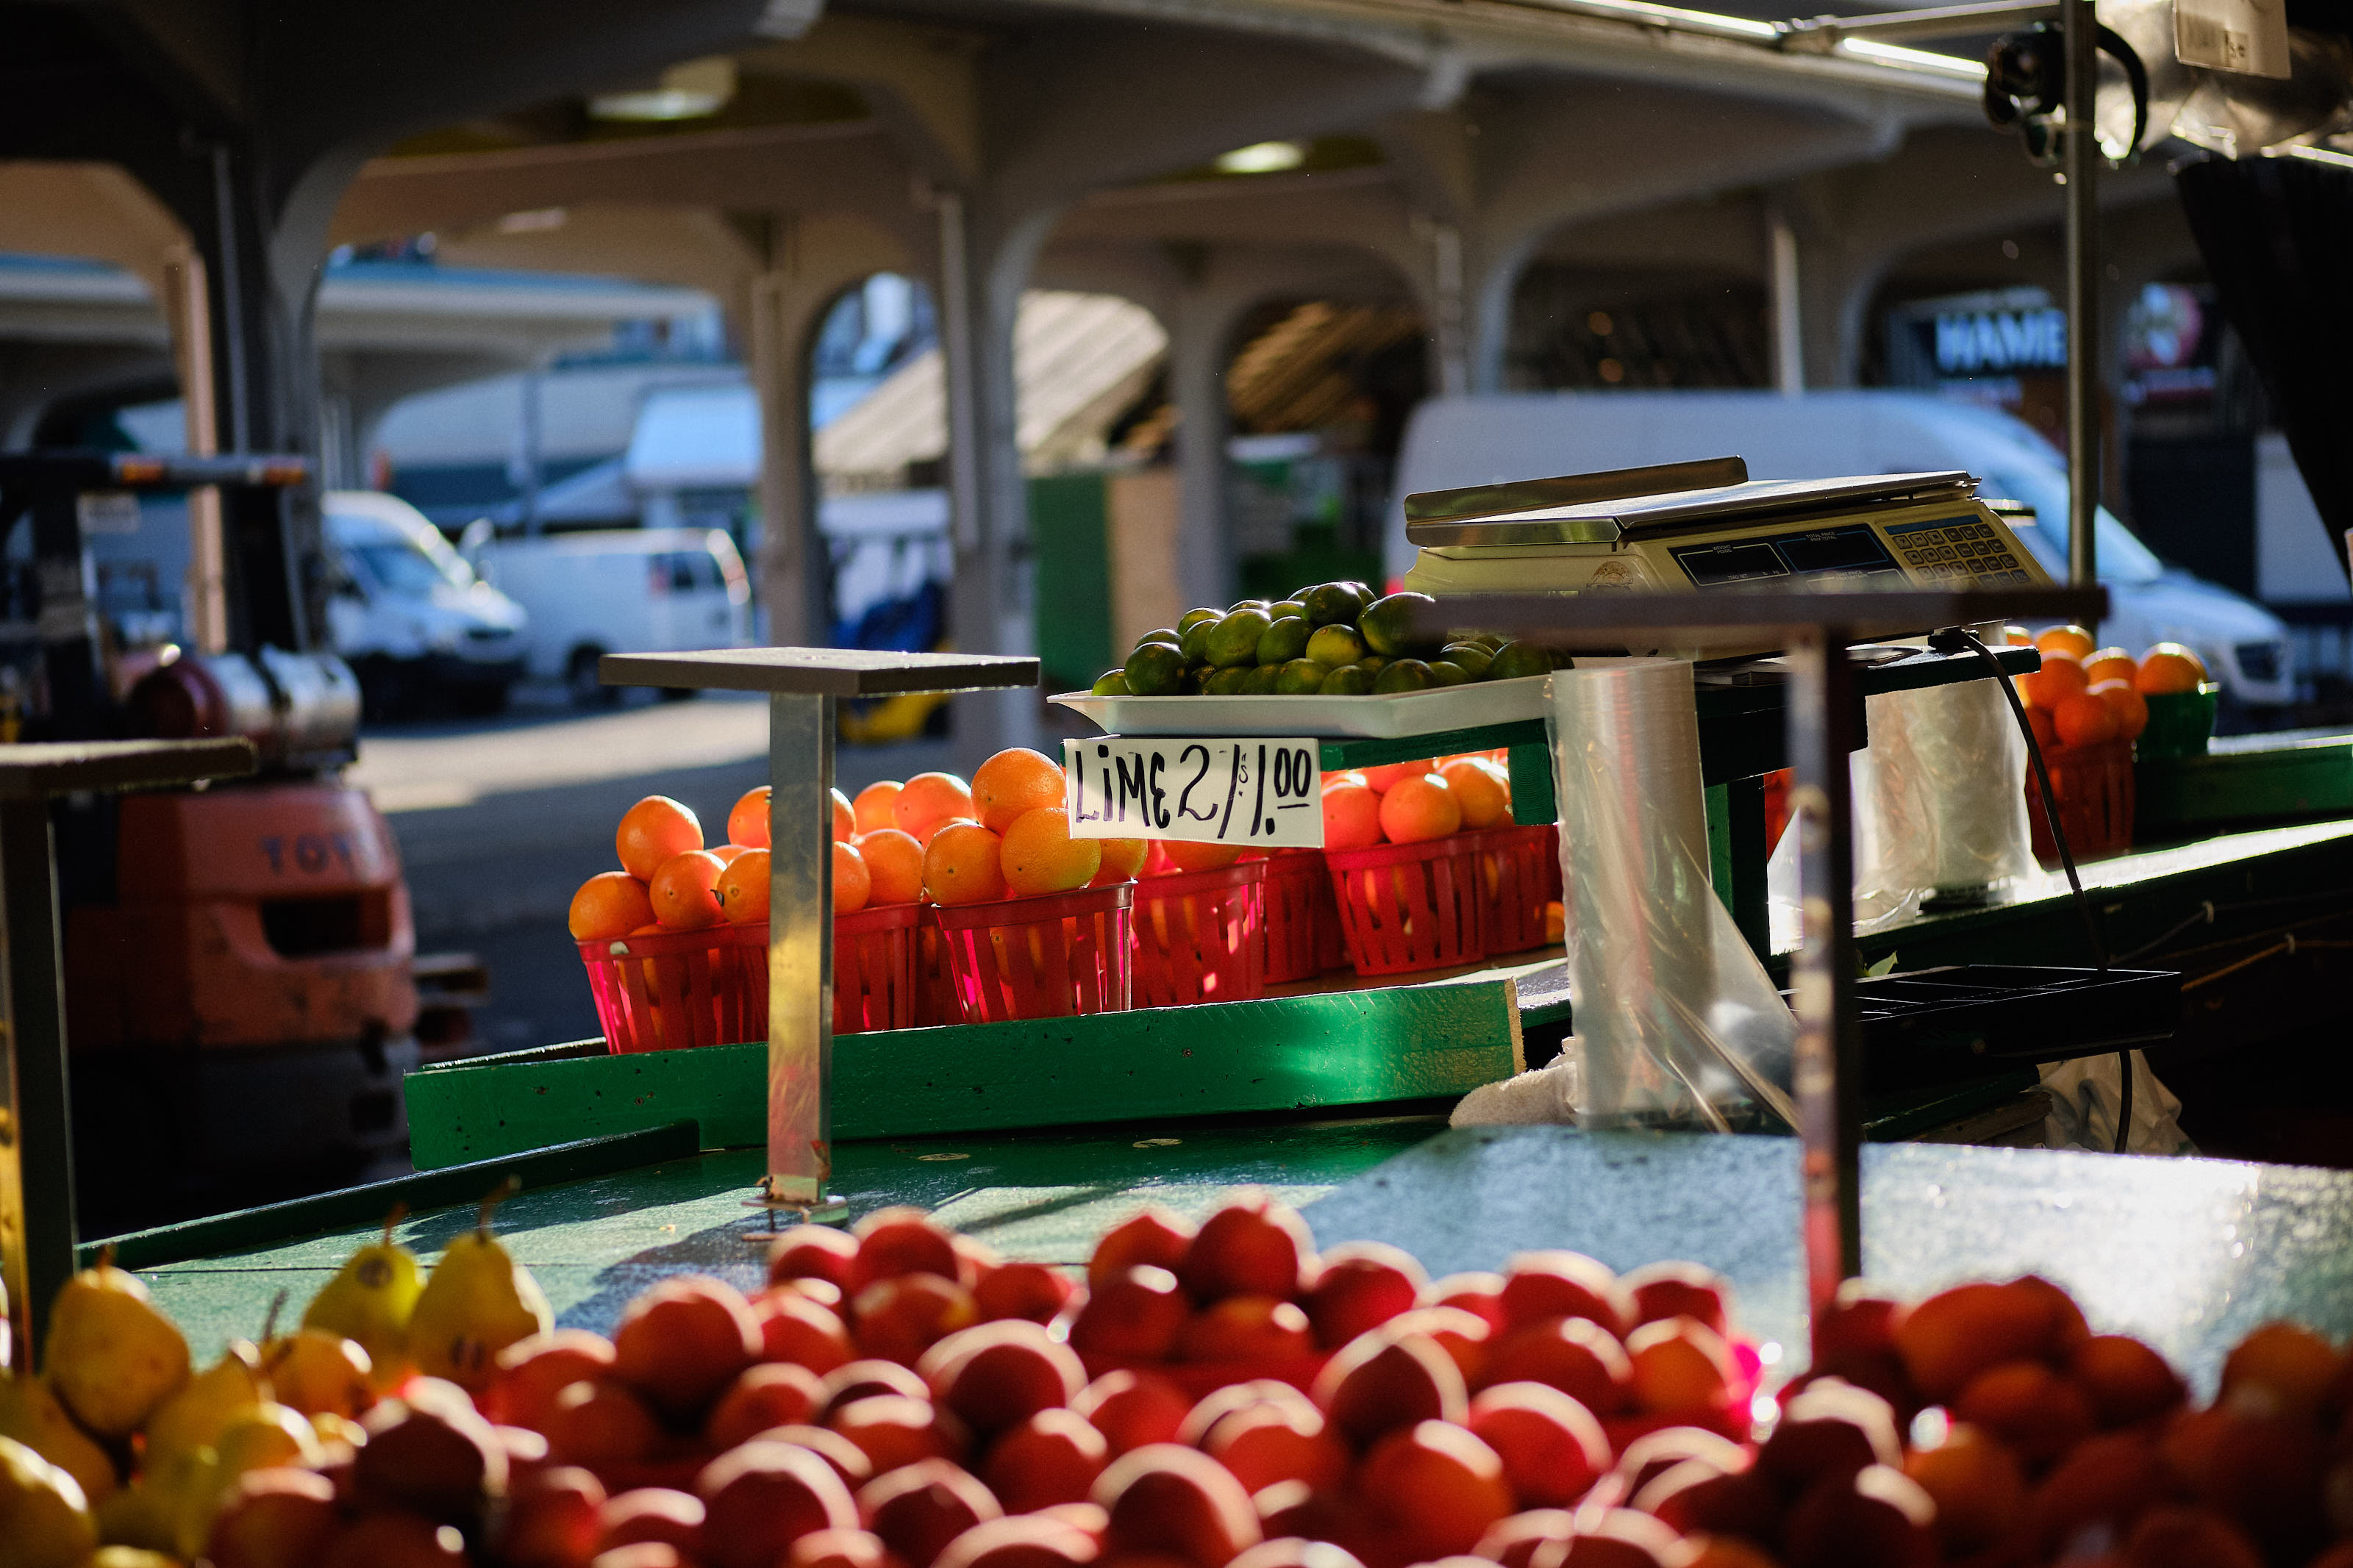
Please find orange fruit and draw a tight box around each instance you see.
[710,843,749,864]
[832,789,855,843]
[2084,648,2137,687]
[895,772,976,840]
[1162,840,1243,874]
[855,828,925,905]
[1324,782,1384,850]
[1360,759,1435,793]
[854,780,903,834]
[726,787,771,849]
[2027,706,2058,752]
[1324,770,1369,792]
[1440,758,1512,830]
[1379,774,1462,844]
[2052,691,2121,748]
[2020,650,2089,710]
[2135,643,2208,694]
[1543,901,1565,945]
[2036,624,2096,661]
[570,872,654,939]
[719,849,771,924]
[2089,679,2148,741]
[924,820,1006,905]
[1089,837,1149,887]
[999,806,1101,895]
[2002,625,2033,647]
[972,749,1068,834]
[617,795,702,880]
[833,840,871,914]
[649,849,727,929]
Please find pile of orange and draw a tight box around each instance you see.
[2007,626,2208,752]
[568,792,781,942]
[1321,753,1514,852]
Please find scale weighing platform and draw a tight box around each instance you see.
[1401,456,2052,657]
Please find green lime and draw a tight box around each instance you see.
[1275,658,1329,695]
[1256,615,1312,665]
[1427,660,1470,687]
[1359,655,1389,678]
[1176,606,1221,634]
[1241,662,1282,695]
[1137,627,1182,650]
[1227,598,1271,615]
[1440,641,1494,679]
[1271,598,1307,622]
[1091,670,1132,696]
[1206,608,1273,668]
[1204,665,1252,696]
[1320,664,1373,695]
[1179,614,1223,664]
[1359,592,1438,657]
[1373,659,1435,693]
[1305,624,1365,667]
[1185,663,1215,695]
[1299,581,1363,627]
[1486,640,1556,682]
[1124,641,1187,695]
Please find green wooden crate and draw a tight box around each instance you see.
[1027,472,1115,693]
[405,979,1527,1169]
[2138,734,2353,837]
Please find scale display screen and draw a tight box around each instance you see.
[1670,523,1903,590]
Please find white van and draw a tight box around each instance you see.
[322,491,529,716]
[468,528,751,705]
[1386,390,2296,706]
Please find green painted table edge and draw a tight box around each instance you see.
[2137,738,2353,833]
[404,979,1527,1170]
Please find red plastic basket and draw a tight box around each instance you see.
[1260,850,1343,983]
[933,882,1135,1023]
[1476,823,1562,957]
[2027,736,2135,864]
[1132,860,1267,1009]
[579,923,766,1054]
[1325,834,1487,976]
[913,911,959,1028]
[835,901,918,1035]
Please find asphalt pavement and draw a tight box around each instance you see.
[355,685,976,1055]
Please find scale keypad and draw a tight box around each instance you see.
[1885,518,2031,583]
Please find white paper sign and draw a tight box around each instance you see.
[2175,0,2290,79]
[1062,737,1323,847]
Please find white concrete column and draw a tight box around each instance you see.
[161,243,229,654]
[749,248,824,648]
[1423,218,1471,397]
[1768,204,1804,396]
[1169,287,1234,615]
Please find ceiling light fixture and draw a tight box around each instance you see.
[590,57,737,121]
[1214,140,1308,175]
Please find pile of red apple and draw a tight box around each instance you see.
[196,1194,2353,1568]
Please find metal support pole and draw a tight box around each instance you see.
[1788,629,1863,1326]
[1768,206,1805,397]
[765,692,840,1214]
[0,796,74,1367]
[2063,0,2101,600]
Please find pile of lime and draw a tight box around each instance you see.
[1090,584,1560,698]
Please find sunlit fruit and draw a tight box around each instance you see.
[617,796,703,881]
[830,1392,971,1474]
[543,1378,660,1469]
[935,1514,1101,1568]
[1177,1297,1315,1364]
[2088,678,2149,742]
[488,1330,617,1431]
[1001,808,1101,896]
[600,1486,706,1554]
[1360,760,1435,792]
[1624,1317,1737,1420]
[848,828,924,907]
[1322,784,1384,851]
[925,822,1007,906]
[1637,1458,1782,1543]
[724,785,771,849]
[2037,624,2096,660]
[2071,1333,2183,1426]
[613,1275,762,1420]
[1354,1420,1514,1562]
[896,773,978,840]
[1074,1371,1191,1455]
[920,1320,1087,1434]
[1313,1331,1468,1447]
[696,1441,860,1568]
[858,1458,1001,1568]
[1197,1398,1346,1495]
[1162,840,1244,874]
[2085,647,2138,686]
[1904,1422,2025,1554]
[974,1261,1078,1325]
[706,1361,826,1451]
[2135,642,2207,693]
[1952,1358,2095,1464]
[649,850,727,930]
[1374,1305,1494,1386]
[2052,690,2122,748]
[1068,1267,1191,1362]
[832,842,871,914]
[1477,1317,1629,1413]
[718,850,772,924]
[1756,1380,1904,1492]
[1091,1209,1194,1286]
[1466,1382,1610,1508]
[974,749,1068,834]
[1090,837,1149,886]
[1623,1261,1732,1336]
[1439,758,1511,830]
[1378,774,1461,845]
[755,1291,857,1375]
[1181,1194,1315,1303]
[1092,1444,1263,1567]
[1497,1252,1629,1337]
[985,1408,1110,1512]
[1781,1463,1936,1568]
[2219,1320,2344,1424]
[854,781,902,834]
[1304,1242,1426,1350]
[1893,1280,2063,1402]
[570,873,654,940]
[824,1359,933,1414]
[849,1272,982,1367]
[2021,650,2090,710]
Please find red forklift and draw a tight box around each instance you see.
[0,450,425,1233]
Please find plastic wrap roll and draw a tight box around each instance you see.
[1857,677,2035,902]
[1552,659,1796,1130]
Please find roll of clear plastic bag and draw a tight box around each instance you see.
[1552,658,1797,1131]
[1854,676,2035,910]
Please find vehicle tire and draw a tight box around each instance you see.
[568,646,618,708]
[658,684,699,703]
[354,656,407,723]
[453,681,510,717]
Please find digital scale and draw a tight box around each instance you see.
[1401,456,2052,659]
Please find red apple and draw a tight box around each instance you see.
[772,1225,861,1288]
[1179,1195,1316,1304]
[1067,1267,1190,1361]
[1074,1371,1192,1455]
[696,1439,862,1568]
[985,1407,1110,1512]
[1465,1383,1609,1508]
[1090,1209,1196,1288]
[1496,1253,1629,1338]
[858,1458,1003,1568]
[1304,1245,1426,1350]
[1313,1331,1467,1448]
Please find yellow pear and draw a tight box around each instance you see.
[141,1342,261,1465]
[211,1400,319,1482]
[407,1180,552,1395]
[94,1442,211,1556]
[0,1432,96,1568]
[93,1475,175,1551]
[0,1372,115,1506]
[43,1253,189,1439]
[310,1409,366,1450]
[301,1208,422,1390]
[260,1327,373,1419]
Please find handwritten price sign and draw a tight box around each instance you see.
[1062,737,1323,847]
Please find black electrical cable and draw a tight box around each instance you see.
[1938,629,2131,1153]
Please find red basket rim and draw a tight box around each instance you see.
[1476,822,1555,845]
[1324,832,1483,870]
[2035,736,2135,764]
[575,922,764,960]
[1134,859,1268,898]
[1257,849,1327,879]
[927,879,1135,930]
[838,899,921,934]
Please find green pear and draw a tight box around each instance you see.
[407,1179,551,1395]
[43,1253,189,1439]
[0,1373,115,1506]
[0,1432,96,1568]
[302,1208,423,1391]
[142,1340,262,1466]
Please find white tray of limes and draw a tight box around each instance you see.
[1051,673,1554,740]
